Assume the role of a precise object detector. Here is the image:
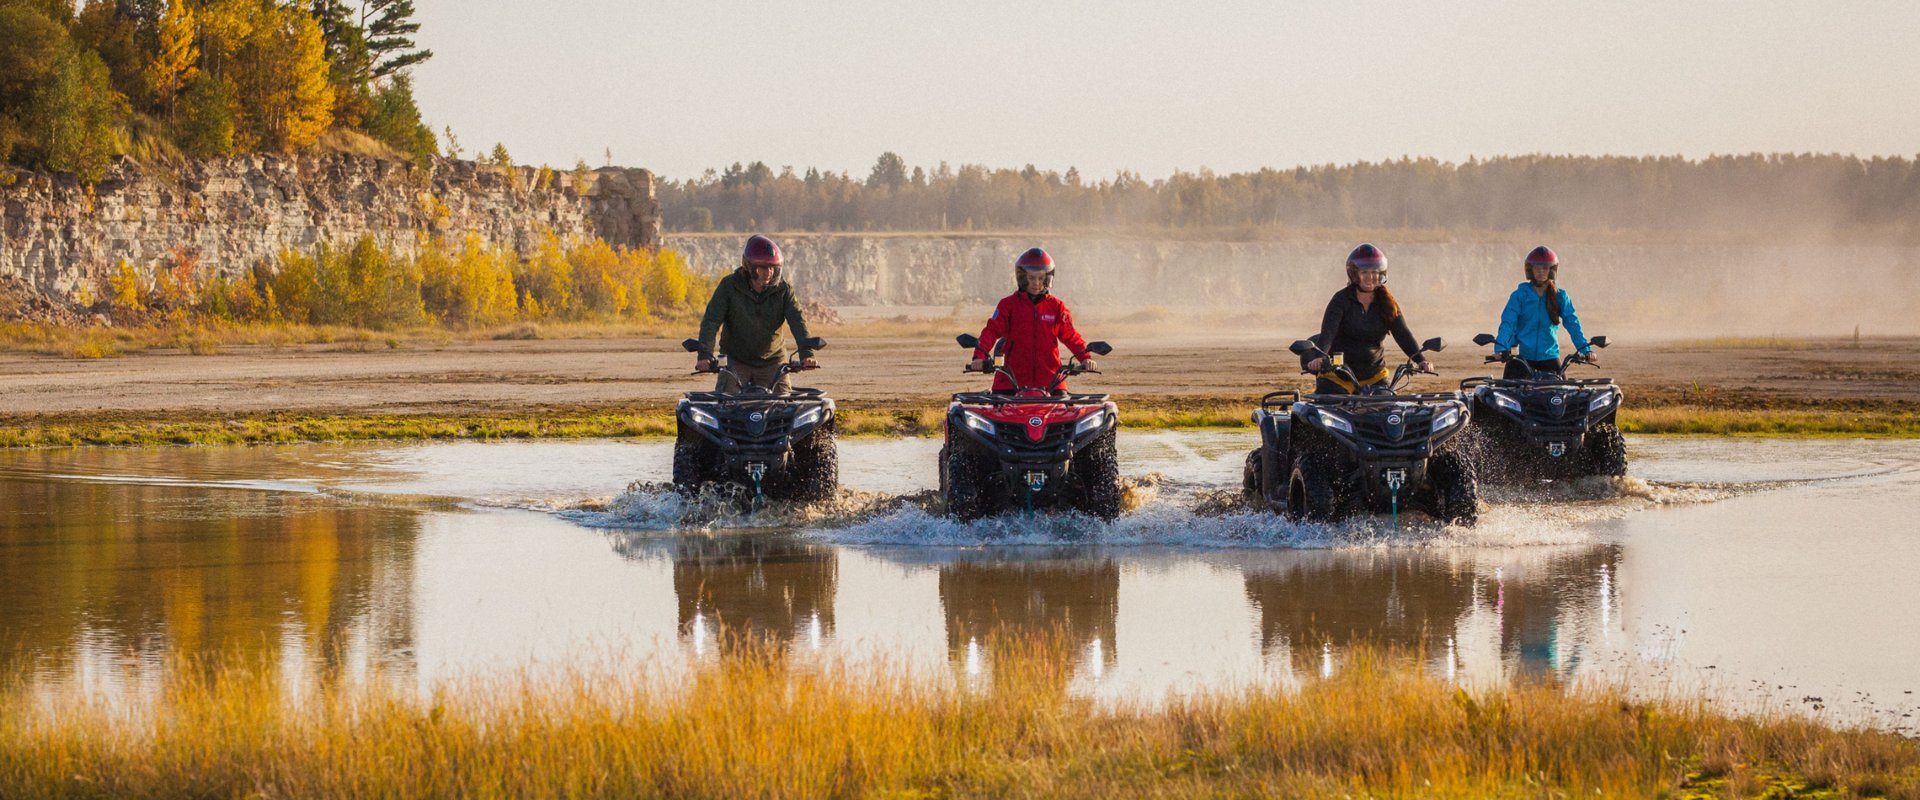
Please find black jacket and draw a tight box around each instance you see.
[1309,285,1422,378]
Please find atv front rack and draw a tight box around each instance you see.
[683,387,829,403]
[1303,391,1464,404]
[1459,376,1614,390]
[949,391,1110,406]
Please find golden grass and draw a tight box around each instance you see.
[1619,407,1920,436]
[2,636,1914,799]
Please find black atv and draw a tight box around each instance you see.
[1243,336,1478,526]
[672,337,837,503]
[1461,333,1625,482]
[939,334,1120,522]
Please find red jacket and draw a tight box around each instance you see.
[974,292,1091,392]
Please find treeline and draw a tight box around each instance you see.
[661,152,1920,235]
[100,235,711,329]
[0,0,436,181]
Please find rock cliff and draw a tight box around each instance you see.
[0,155,660,299]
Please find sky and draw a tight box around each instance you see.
[410,0,1920,182]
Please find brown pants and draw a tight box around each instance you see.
[715,362,791,393]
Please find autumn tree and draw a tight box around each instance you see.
[232,3,333,152]
[146,0,199,118]
[177,72,234,156]
[27,44,127,181]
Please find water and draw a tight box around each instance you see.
[1,433,1915,731]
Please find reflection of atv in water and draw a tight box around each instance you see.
[672,337,837,503]
[1243,336,1478,525]
[939,335,1120,522]
[1462,333,1625,483]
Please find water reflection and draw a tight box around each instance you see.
[937,550,1119,679]
[669,535,836,652]
[0,475,418,683]
[1239,546,1619,678]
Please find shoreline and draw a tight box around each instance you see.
[5,398,1916,449]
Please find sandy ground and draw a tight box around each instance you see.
[2,330,1916,420]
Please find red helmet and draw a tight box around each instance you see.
[1525,245,1558,281]
[1014,247,1054,292]
[1016,247,1054,273]
[743,235,782,268]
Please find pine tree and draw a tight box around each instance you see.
[365,72,434,163]
[146,0,198,118]
[361,0,431,80]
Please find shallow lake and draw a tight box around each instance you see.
[1,433,1915,731]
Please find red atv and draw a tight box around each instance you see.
[939,334,1120,522]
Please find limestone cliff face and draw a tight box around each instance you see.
[663,234,1920,332]
[0,155,659,299]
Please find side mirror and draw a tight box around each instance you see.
[1590,335,1609,349]
[1086,341,1113,356]
[1421,337,1446,353]
[680,338,701,353]
[956,334,979,349]
[1288,340,1313,356]
[1472,333,1495,347]
[800,337,827,351]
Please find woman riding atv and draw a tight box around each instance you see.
[1493,246,1595,378]
[1302,244,1435,393]
[968,248,1097,393]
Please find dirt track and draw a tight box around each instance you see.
[2,331,1916,421]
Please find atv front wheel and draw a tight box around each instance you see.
[672,423,721,493]
[943,439,995,522]
[1287,447,1343,523]
[1071,428,1122,521]
[1584,423,1627,477]
[782,419,839,502]
[1426,449,1479,526]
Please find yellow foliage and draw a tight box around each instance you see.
[146,0,198,112]
[109,260,142,309]
[231,4,332,151]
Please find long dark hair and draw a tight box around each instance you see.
[1346,272,1402,321]
[1544,280,1562,325]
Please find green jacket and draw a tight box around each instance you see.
[697,271,814,368]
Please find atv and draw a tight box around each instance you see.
[1243,335,1478,526]
[939,334,1120,522]
[672,337,837,503]
[1461,333,1625,482]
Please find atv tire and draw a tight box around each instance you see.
[1584,423,1627,477]
[672,422,721,494]
[782,419,839,502]
[1287,447,1343,523]
[1071,428,1123,521]
[1242,448,1261,499]
[942,438,995,522]
[1426,449,1479,526]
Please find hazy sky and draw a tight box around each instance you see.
[411,0,1920,182]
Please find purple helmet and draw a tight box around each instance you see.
[743,235,782,268]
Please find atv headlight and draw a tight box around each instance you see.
[688,406,719,429]
[1431,405,1462,433]
[1074,410,1105,436]
[1318,409,1353,434]
[1587,392,1616,414]
[1490,391,1521,413]
[793,406,824,428]
[963,410,995,434]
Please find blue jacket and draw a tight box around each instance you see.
[1495,282,1590,361]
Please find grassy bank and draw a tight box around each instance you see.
[2,637,1915,799]
[4,398,1918,448]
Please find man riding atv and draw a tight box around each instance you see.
[969,248,1098,392]
[694,235,817,392]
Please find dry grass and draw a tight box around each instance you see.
[1,636,1914,799]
